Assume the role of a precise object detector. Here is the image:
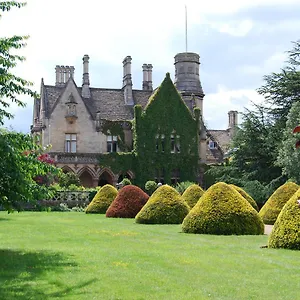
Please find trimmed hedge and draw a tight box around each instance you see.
[182,182,264,235]
[106,185,149,218]
[181,184,204,208]
[229,184,259,211]
[135,184,190,224]
[259,182,299,225]
[85,184,118,214]
[268,188,300,250]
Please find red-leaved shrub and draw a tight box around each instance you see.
[106,185,149,218]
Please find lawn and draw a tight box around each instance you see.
[0,212,300,300]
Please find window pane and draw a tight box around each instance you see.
[65,134,70,140]
[113,142,117,152]
[113,136,118,141]
[107,143,112,152]
[107,135,112,142]
[71,134,77,141]
[71,141,76,153]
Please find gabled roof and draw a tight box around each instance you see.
[42,81,152,121]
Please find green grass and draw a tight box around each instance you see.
[1,212,300,299]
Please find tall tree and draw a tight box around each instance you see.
[277,101,300,183]
[0,1,36,124]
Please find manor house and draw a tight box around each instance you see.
[31,52,238,187]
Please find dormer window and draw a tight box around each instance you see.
[209,141,218,149]
[65,94,77,124]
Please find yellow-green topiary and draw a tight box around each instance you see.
[229,184,259,211]
[259,182,299,225]
[181,184,204,208]
[268,188,300,250]
[182,182,264,235]
[135,185,190,224]
[85,184,118,214]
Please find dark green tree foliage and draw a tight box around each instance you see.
[134,73,200,186]
[182,182,264,235]
[0,130,59,211]
[0,1,37,124]
[277,101,300,182]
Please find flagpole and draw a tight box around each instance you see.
[185,5,188,52]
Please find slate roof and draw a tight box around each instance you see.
[207,129,231,152]
[42,83,152,121]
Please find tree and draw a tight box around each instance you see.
[0,1,36,124]
[0,130,59,211]
[277,101,300,183]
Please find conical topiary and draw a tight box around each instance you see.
[106,185,149,218]
[268,188,300,250]
[259,182,299,225]
[181,184,204,208]
[135,185,190,224]
[85,184,118,214]
[229,184,259,211]
[182,182,264,235]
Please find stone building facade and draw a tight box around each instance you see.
[31,52,238,187]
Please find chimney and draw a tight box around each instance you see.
[122,56,133,105]
[228,110,238,129]
[55,65,75,86]
[142,64,153,91]
[82,54,91,98]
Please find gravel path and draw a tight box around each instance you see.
[264,225,273,235]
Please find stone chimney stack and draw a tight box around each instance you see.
[55,65,75,86]
[142,64,153,91]
[82,54,91,98]
[228,110,238,128]
[122,56,133,105]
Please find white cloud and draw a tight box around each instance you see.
[203,85,265,129]
[1,0,298,132]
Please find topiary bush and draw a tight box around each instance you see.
[85,184,118,214]
[268,188,300,250]
[229,184,259,211]
[135,185,190,224]
[145,180,158,195]
[181,184,204,208]
[182,182,264,235]
[106,185,149,218]
[121,178,132,186]
[258,182,299,225]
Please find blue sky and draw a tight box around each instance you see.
[1,0,300,132]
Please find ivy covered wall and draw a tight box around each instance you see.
[99,73,200,187]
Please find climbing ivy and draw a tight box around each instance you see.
[99,73,200,188]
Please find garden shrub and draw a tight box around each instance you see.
[181,184,204,208]
[135,184,190,224]
[229,184,259,211]
[268,188,300,250]
[145,180,158,195]
[85,184,118,214]
[182,182,264,235]
[106,185,149,218]
[258,182,299,225]
[175,181,195,194]
[121,178,132,186]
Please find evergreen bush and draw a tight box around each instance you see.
[145,180,158,195]
[268,188,300,250]
[85,184,118,214]
[182,182,264,235]
[106,185,149,218]
[135,185,190,224]
[181,184,204,208]
[258,182,299,224]
[229,184,259,211]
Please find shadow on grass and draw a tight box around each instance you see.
[0,217,11,221]
[0,249,95,299]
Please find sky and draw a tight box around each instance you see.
[1,0,300,132]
